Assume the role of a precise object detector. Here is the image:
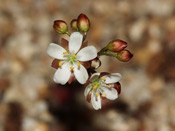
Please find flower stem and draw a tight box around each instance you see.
[83,32,87,41]
[97,47,108,56]
[66,31,71,36]
[103,52,118,58]
[98,48,118,58]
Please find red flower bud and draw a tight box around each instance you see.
[77,14,90,32]
[107,39,127,52]
[53,20,68,34]
[71,19,78,30]
[91,57,101,69]
[117,49,133,62]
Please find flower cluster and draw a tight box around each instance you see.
[47,14,133,110]
[84,73,122,110]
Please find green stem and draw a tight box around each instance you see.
[103,52,118,58]
[66,31,71,36]
[97,47,108,56]
[98,49,118,58]
[83,32,87,41]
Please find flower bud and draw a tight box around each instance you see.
[53,20,68,34]
[91,57,101,69]
[117,49,133,62]
[71,19,78,30]
[107,39,127,52]
[77,14,90,32]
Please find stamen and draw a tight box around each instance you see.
[78,62,80,68]
[70,66,75,70]
[93,85,97,90]
[101,93,107,98]
[73,53,76,57]
[101,78,106,81]
[63,51,68,54]
[109,84,112,87]
[59,61,62,67]
[95,93,98,97]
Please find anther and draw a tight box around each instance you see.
[109,84,112,87]
[95,93,98,97]
[70,66,75,70]
[101,78,106,81]
[73,53,76,57]
[59,61,62,67]
[93,85,97,90]
[78,62,80,68]
[63,51,68,54]
[101,93,107,98]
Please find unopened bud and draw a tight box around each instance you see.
[117,49,133,62]
[71,19,78,30]
[107,40,127,52]
[53,20,68,34]
[77,14,90,32]
[91,57,101,69]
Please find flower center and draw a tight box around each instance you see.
[67,54,76,64]
[92,79,101,90]
[63,52,77,64]
[62,52,81,70]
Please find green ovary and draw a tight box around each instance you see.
[93,79,101,89]
[67,54,76,64]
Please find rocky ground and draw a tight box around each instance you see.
[0,0,175,131]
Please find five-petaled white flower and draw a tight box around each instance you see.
[47,32,97,85]
[84,73,122,110]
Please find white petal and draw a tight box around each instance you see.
[102,73,122,84]
[91,92,101,110]
[76,46,97,61]
[101,86,118,100]
[74,64,88,84]
[90,73,100,81]
[54,63,71,85]
[84,84,92,98]
[47,43,66,59]
[69,32,83,53]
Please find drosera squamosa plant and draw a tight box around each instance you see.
[47,13,133,110]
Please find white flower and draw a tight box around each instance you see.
[47,32,97,85]
[84,73,122,110]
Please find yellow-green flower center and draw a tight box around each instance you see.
[64,52,77,65]
[92,79,101,90]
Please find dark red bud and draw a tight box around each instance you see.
[117,49,133,62]
[53,20,68,34]
[107,39,127,52]
[71,19,78,30]
[77,14,90,32]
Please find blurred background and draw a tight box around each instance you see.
[0,0,175,130]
